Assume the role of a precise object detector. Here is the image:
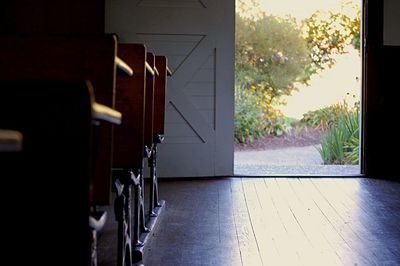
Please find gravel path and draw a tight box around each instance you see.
[234,144,360,176]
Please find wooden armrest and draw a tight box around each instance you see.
[154,66,160,77]
[145,62,155,76]
[116,56,134,76]
[0,130,23,152]
[92,102,122,125]
[167,66,172,76]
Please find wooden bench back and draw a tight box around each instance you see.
[113,43,147,170]
[153,55,168,138]
[0,34,117,106]
[144,52,156,149]
[0,34,118,205]
[0,80,93,264]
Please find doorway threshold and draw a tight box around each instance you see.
[234,145,360,176]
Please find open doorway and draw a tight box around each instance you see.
[234,0,362,176]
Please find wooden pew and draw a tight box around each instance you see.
[113,46,160,264]
[153,56,171,142]
[0,130,23,152]
[133,53,170,262]
[144,52,157,152]
[0,34,127,207]
[113,47,171,263]
[149,55,171,215]
[113,43,149,266]
[0,34,130,265]
[0,80,96,265]
[114,44,147,177]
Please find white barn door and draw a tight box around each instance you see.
[106,0,234,177]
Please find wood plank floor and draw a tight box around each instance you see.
[98,178,400,266]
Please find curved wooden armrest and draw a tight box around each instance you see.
[145,62,155,76]
[92,102,122,125]
[0,129,23,152]
[116,56,134,76]
[154,66,160,77]
[167,66,172,76]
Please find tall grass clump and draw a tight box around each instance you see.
[317,101,359,164]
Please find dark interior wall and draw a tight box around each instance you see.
[364,0,400,180]
[0,0,105,34]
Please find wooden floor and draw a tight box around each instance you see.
[98,178,400,266]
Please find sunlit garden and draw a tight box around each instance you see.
[235,0,361,165]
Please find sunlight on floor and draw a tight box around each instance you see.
[228,178,366,265]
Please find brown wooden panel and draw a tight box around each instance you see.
[0,34,116,106]
[0,80,93,264]
[113,43,147,170]
[144,52,155,148]
[0,0,105,34]
[153,56,168,137]
[0,34,118,205]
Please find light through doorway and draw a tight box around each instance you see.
[234,0,362,176]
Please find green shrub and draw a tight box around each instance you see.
[301,101,352,130]
[234,84,291,143]
[234,85,265,143]
[252,83,291,136]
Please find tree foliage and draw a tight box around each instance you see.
[236,13,310,99]
[234,0,361,142]
[303,1,360,76]
[236,0,361,92]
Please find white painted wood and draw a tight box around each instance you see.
[105,0,234,177]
